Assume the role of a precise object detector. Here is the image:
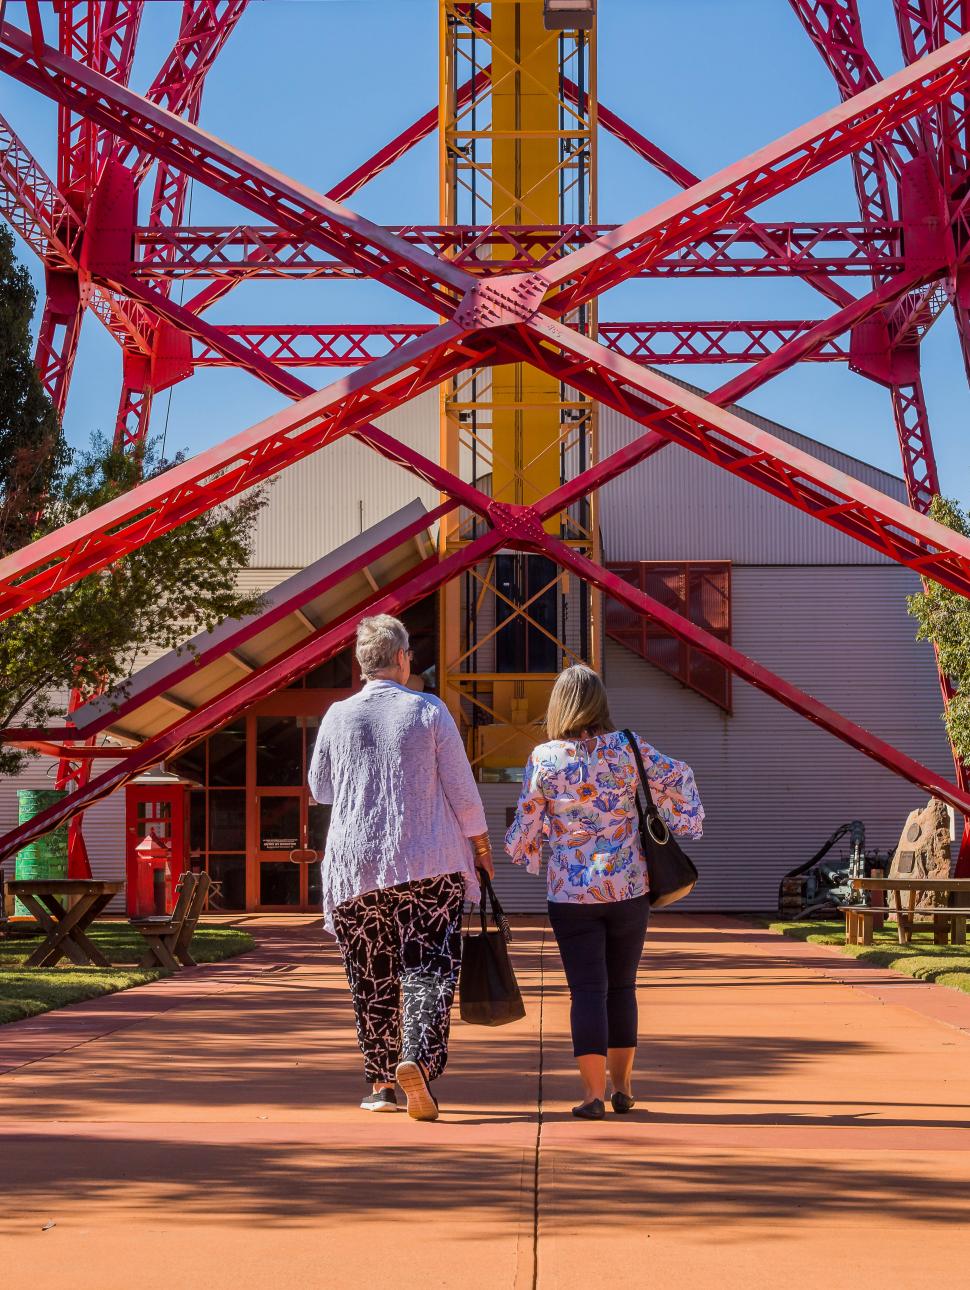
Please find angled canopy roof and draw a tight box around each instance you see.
[70,499,435,745]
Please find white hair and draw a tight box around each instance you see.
[355,614,409,678]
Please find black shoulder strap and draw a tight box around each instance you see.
[623,729,659,826]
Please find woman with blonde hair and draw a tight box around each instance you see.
[505,664,703,1119]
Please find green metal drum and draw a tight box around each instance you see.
[14,789,68,916]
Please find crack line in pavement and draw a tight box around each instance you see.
[531,923,547,1290]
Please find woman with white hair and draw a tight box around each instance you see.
[309,613,492,1121]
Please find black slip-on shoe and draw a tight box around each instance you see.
[360,1088,400,1113]
[611,1091,636,1114]
[572,1098,606,1120]
[396,1060,440,1121]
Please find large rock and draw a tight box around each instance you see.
[889,798,953,906]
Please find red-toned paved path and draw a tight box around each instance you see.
[2,915,970,1289]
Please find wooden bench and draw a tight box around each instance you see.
[840,904,970,946]
[130,872,210,971]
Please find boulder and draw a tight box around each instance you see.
[888,798,953,906]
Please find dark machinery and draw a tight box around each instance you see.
[778,821,894,918]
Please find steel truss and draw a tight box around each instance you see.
[2,7,970,866]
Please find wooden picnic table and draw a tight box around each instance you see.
[848,876,970,947]
[7,879,125,968]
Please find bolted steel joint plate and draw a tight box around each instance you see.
[454,271,549,330]
[486,501,548,547]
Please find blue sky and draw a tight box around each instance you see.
[5,0,969,504]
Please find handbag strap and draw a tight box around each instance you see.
[622,729,670,847]
[477,868,513,943]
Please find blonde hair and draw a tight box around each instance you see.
[545,664,614,741]
[355,614,409,678]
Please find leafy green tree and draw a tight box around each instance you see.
[0,230,266,775]
[908,495,970,764]
[0,225,68,553]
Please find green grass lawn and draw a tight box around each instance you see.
[0,922,256,1025]
[765,917,970,995]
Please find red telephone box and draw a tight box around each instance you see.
[125,771,192,916]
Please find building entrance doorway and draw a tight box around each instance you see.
[254,787,331,909]
[167,599,436,912]
[171,685,350,913]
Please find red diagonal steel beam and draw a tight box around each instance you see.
[579,86,855,310]
[52,498,464,742]
[94,1,144,99]
[109,253,920,527]
[57,2,100,208]
[508,314,970,594]
[114,3,249,452]
[538,32,970,315]
[110,253,924,549]
[545,537,970,818]
[0,112,81,270]
[6,255,964,627]
[24,1,46,60]
[788,0,918,168]
[0,20,473,314]
[55,0,143,204]
[3,12,964,629]
[144,2,248,270]
[119,0,249,186]
[0,528,504,867]
[510,261,941,500]
[0,323,496,621]
[893,0,970,176]
[177,71,490,319]
[791,0,943,521]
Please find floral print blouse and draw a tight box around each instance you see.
[504,730,704,905]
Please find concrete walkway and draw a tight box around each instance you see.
[2,915,969,1289]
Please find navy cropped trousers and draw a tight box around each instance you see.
[547,895,650,1057]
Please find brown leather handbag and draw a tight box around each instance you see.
[623,730,698,909]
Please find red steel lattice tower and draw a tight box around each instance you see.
[2,1,970,872]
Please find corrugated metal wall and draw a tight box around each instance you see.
[483,564,956,913]
[248,391,440,568]
[599,403,907,565]
[609,565,955,909]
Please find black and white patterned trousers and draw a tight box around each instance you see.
[332,873,465,1084]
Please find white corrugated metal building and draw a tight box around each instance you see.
[0,388,954,914]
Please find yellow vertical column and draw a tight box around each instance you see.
[488,2,564,748]
[439,1,597,774]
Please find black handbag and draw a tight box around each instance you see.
[459,870,526,1027]
[623,729,698,909]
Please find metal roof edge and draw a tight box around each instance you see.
[70,498,431,730]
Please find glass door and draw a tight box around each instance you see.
[255,788,304,906]
[253,714,329,910]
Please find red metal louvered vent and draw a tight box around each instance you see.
[605,562,732,712]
